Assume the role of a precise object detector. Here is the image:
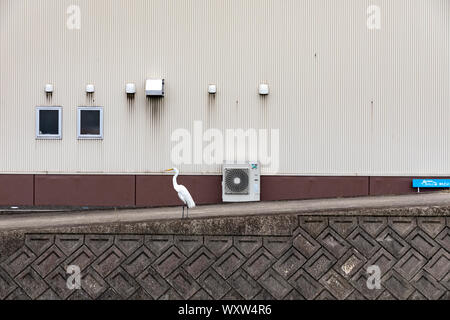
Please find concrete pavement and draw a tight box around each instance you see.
[1,192,450,231]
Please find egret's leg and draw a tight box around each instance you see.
[187,207,189,219]
[182,206,184,219]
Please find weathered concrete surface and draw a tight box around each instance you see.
[0,194,448,300]
[1,193,450,232]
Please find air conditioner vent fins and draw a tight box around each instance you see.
[225,168,249,194]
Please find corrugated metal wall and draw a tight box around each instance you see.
[0,0,449,175]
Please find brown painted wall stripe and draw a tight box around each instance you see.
[0,175,34,206]
[0,174,448,207]
[260,176,369,201]
[136,175,222,207]
[34,175,135,207]
[369,176,450,196]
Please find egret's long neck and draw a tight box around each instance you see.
[172,169,180,189]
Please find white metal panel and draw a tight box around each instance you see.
[0,0,449,175]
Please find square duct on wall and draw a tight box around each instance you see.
[126,83,136,94]
[145,79,165,96]
[45,84,54,93]
[86,84,95,93]
[259,83,269,95]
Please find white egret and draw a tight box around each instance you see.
[164,168,196,218]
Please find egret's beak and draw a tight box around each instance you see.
[164,168,174,172]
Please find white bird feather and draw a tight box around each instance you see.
[176,185,196,209]
[166,167,196,209]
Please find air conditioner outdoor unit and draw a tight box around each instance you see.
[222,162,260,202]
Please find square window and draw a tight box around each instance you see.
[36,107,62,139]
[77,107,103,139]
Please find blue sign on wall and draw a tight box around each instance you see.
[413,179,450,188]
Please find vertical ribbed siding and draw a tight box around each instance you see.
[0,0,449,176]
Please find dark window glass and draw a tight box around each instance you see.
[80,110,100,135]
[39,110,59,135]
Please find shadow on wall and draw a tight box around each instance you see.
[146,97,165,127]
[126,93,135,110]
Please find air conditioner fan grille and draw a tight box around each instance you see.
[225,168,249,194]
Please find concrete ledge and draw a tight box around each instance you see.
[0,193,450,234]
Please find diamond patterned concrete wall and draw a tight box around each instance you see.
[0,216,448,300]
